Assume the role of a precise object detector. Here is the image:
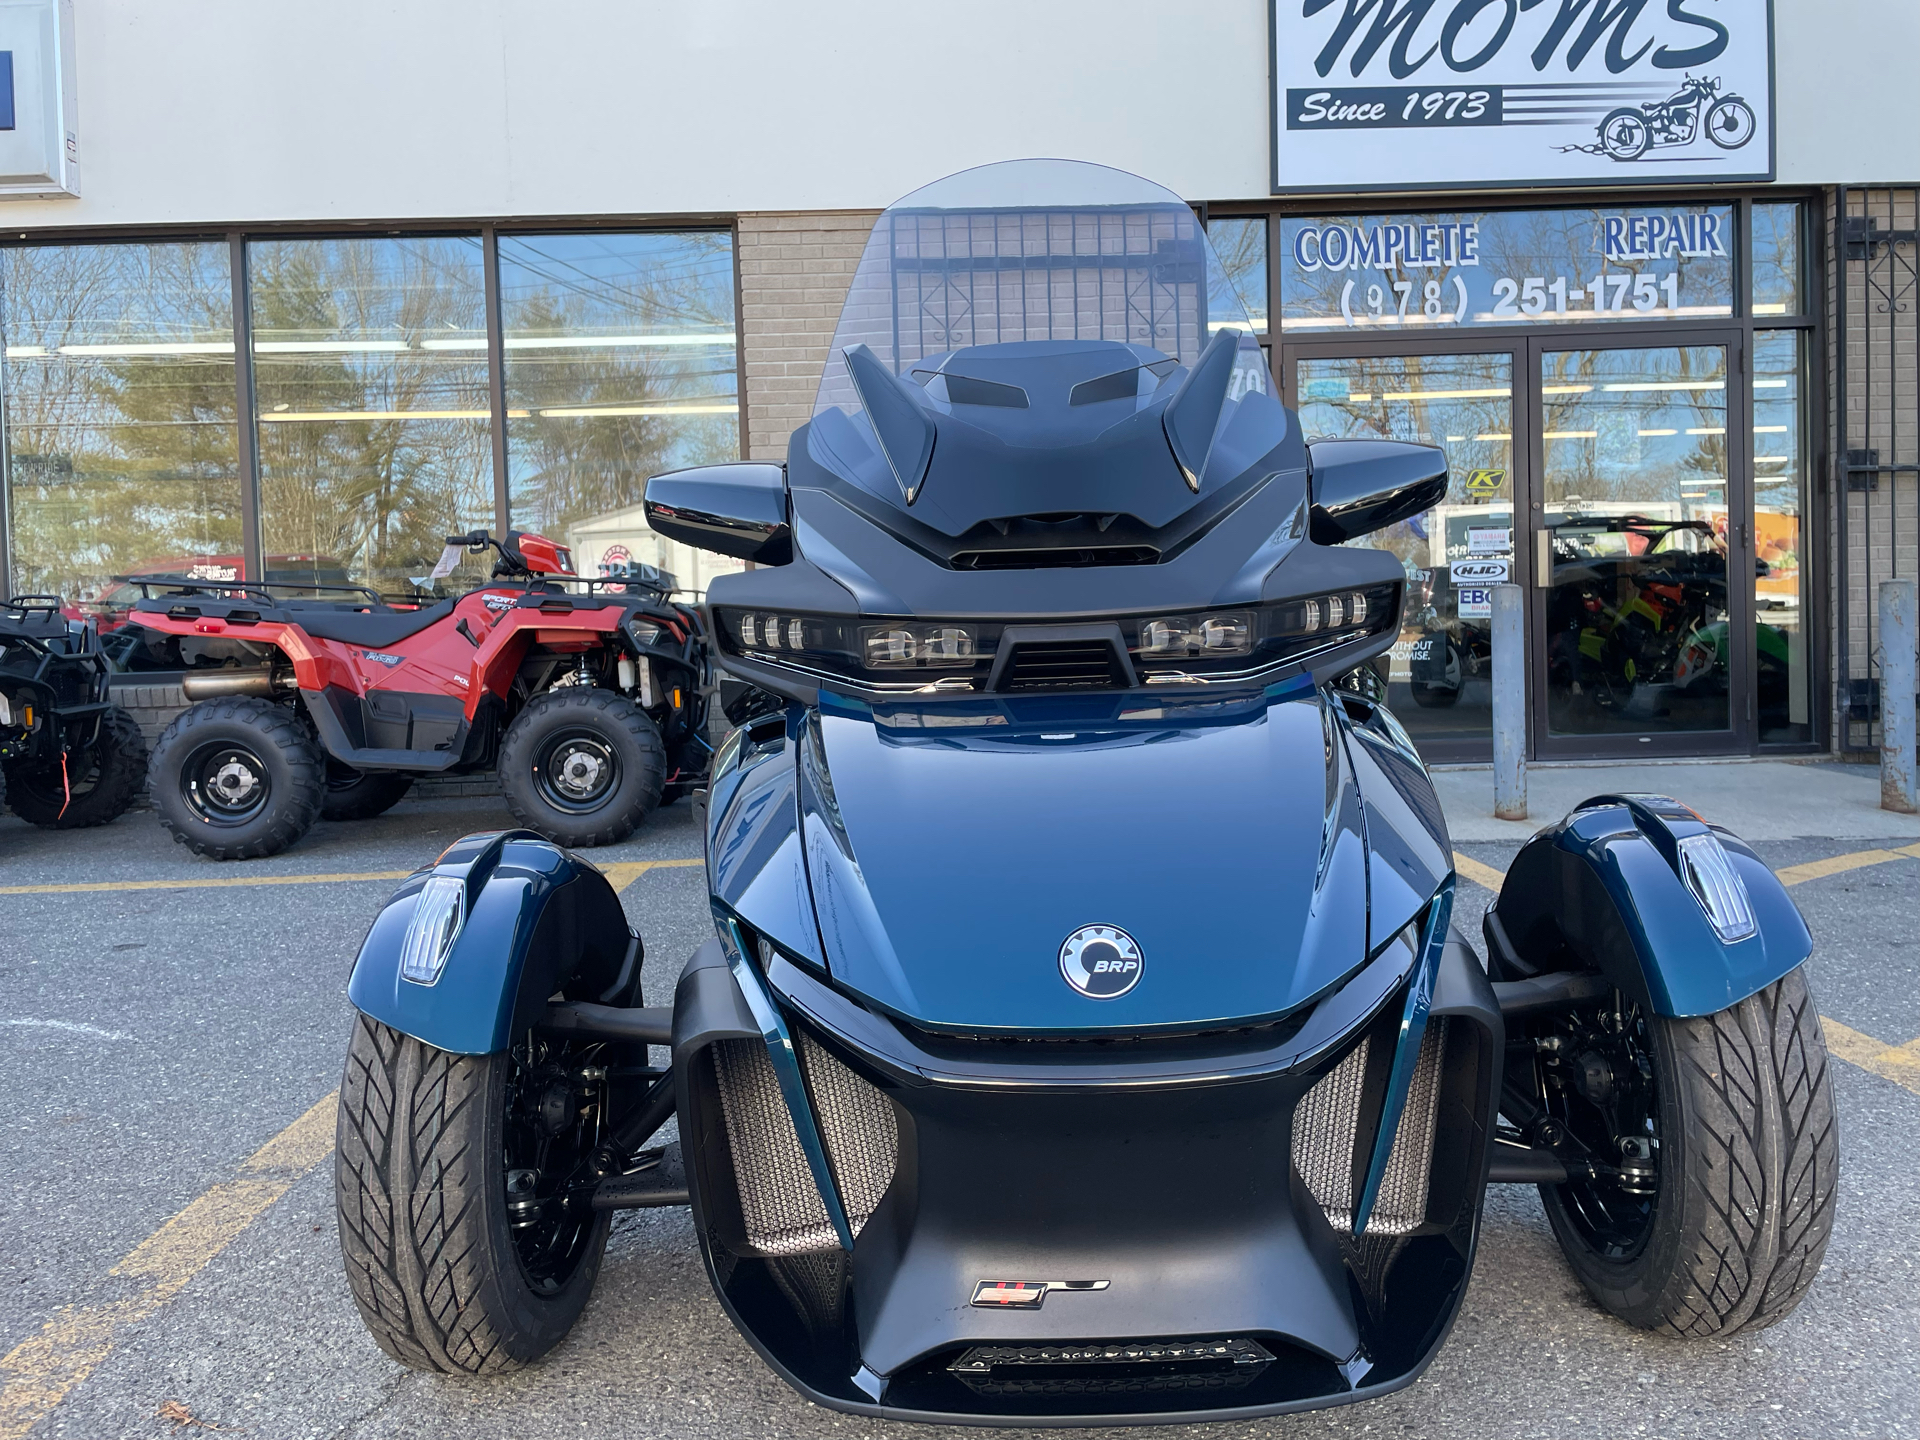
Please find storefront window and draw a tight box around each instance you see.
[1206,216,1268,333]
[250,236,495,597]
[0,242,241,618]
[1538,344,1731,741]
[1280,205,1734,333]
[498,231,738,589]
[1296,352,1514,755]
[1750,202,1803,317]
[1754,330,1810,742]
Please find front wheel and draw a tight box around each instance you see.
[335,1016,612,1373]
[148,697,324,859]
[5,706,148,828]
[498,688,665,847]
[1535,967,1838,1336]
[1706,96,1756,149]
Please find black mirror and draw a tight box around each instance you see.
[1306,439,1449,545]
[643,463,791,564]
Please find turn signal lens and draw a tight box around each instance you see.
[400,875,466,986]
[1676,833,1758,942]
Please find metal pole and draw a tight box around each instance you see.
[1492,582,1526,821]
[1881,577,1917,814]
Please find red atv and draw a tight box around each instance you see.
[130,531,711,860]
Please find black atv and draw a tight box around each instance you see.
[0,597,149,829]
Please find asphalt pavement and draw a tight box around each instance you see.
[0,770,1915,1440]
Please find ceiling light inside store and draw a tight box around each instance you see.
[56,342,235,356]
[1754,303,1789,315]
[1686,427,1727,436]
[257,408,517,422]
[1754,380,1789,388]
[1543,430,1598,439]
[1638,428,1678,436]
[417,334,737,351]
[253,340,411,353]
[1602,381,1725,392]
[1755,456,1790,464]
[1754,425,1788,433]
[538,403,738,417]
[1345,393,1374,403]
[1540,385,1593,395]
[1381,387,1511,401]
[1474,433,1511,442]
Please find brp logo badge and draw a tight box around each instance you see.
[1059,925,1143,999]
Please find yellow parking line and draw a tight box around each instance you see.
[0,1092,339,1440]
[1820,1019,1920,1098]
[1451,851,1509,893]
[1775,840,1920,887]
[0,870,413,896]
[0,857,707,898]
[602,857,704,892]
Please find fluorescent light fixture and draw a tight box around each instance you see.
[253,340,411,354]
[537,403,739,417]
[1543,430,1598,439]
[1753,302,1790,315]
[259,408,501,422]
[1687,478,1727,485]
[1686,427,1727,436]
[417,333,738,352]
[1345,393,1374,403]
[1541,384,1593,395]
[1473,433,1512,442]
[1755,456,1790,464]
[1753,379,1789,388]
[56,342,235,356]
[1754,425,1788,433]
[1638,428,1678,437]
[1446,435,1465,442]
[4,345,47,358]
[1380,387,1511,401]
[1602,381,1725,392]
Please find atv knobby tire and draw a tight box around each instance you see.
[335,1016,609,1373]
[321,764,414,822]
[149,697,324,859]
[498,687,665,847]
[1543,966,1838,1337]
[5,706,148,828]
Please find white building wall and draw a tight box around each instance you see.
[2,0,1907,234]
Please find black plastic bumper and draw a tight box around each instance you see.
[672,932,1503,1426]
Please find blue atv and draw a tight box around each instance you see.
[332,162,1836,1424]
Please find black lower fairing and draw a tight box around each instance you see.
[672,930,1503,1424]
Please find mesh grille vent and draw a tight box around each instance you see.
[709,1033,900,1257]
[1290,1019,1448,1236]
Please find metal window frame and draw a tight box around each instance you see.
[0,213,743,593]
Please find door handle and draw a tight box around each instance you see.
[1535,528,1551,586]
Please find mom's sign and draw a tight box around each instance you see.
[1270,0,1774,193]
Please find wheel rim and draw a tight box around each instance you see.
[1605,116,1647,157]
[1710,102,1754,145]
[503,1037,607,1294]
[1530,992,1661,1259]
[532,728,620,814]
[181,740,271,825]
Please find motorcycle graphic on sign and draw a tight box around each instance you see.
[1593,75,1756,162]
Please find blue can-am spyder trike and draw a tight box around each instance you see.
[334,162,1836,1425]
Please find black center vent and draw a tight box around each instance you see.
[950,545,1158,571]
[998,641,1129,691]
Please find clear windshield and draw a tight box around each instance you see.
[813,159,1264,421]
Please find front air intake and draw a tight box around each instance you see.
[949,1338,1274,1398]
[1290,1020,1448,1236]
[709,1031,899,1256]
[998,640,1131,690]
[949,545,1159,570]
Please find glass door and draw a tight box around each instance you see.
[1530,337,1747,756]
[1294,349,1515,760]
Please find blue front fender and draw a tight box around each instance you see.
[346,830,639,1055]
[1485,794,1812,1018]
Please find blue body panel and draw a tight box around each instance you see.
[346,830,632,1055]
[706,710,827,969]
[1489,794,1812,1018]
[789,683,1373,1034]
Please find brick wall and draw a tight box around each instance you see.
[737,210,881,463]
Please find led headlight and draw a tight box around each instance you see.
[1676,832,1758,942]
[862,622,979,667]
[399,875,466,986]
[1136,611,1254,659]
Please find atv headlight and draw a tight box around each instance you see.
[400,875,466,986]
[1676,832,1758,942]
